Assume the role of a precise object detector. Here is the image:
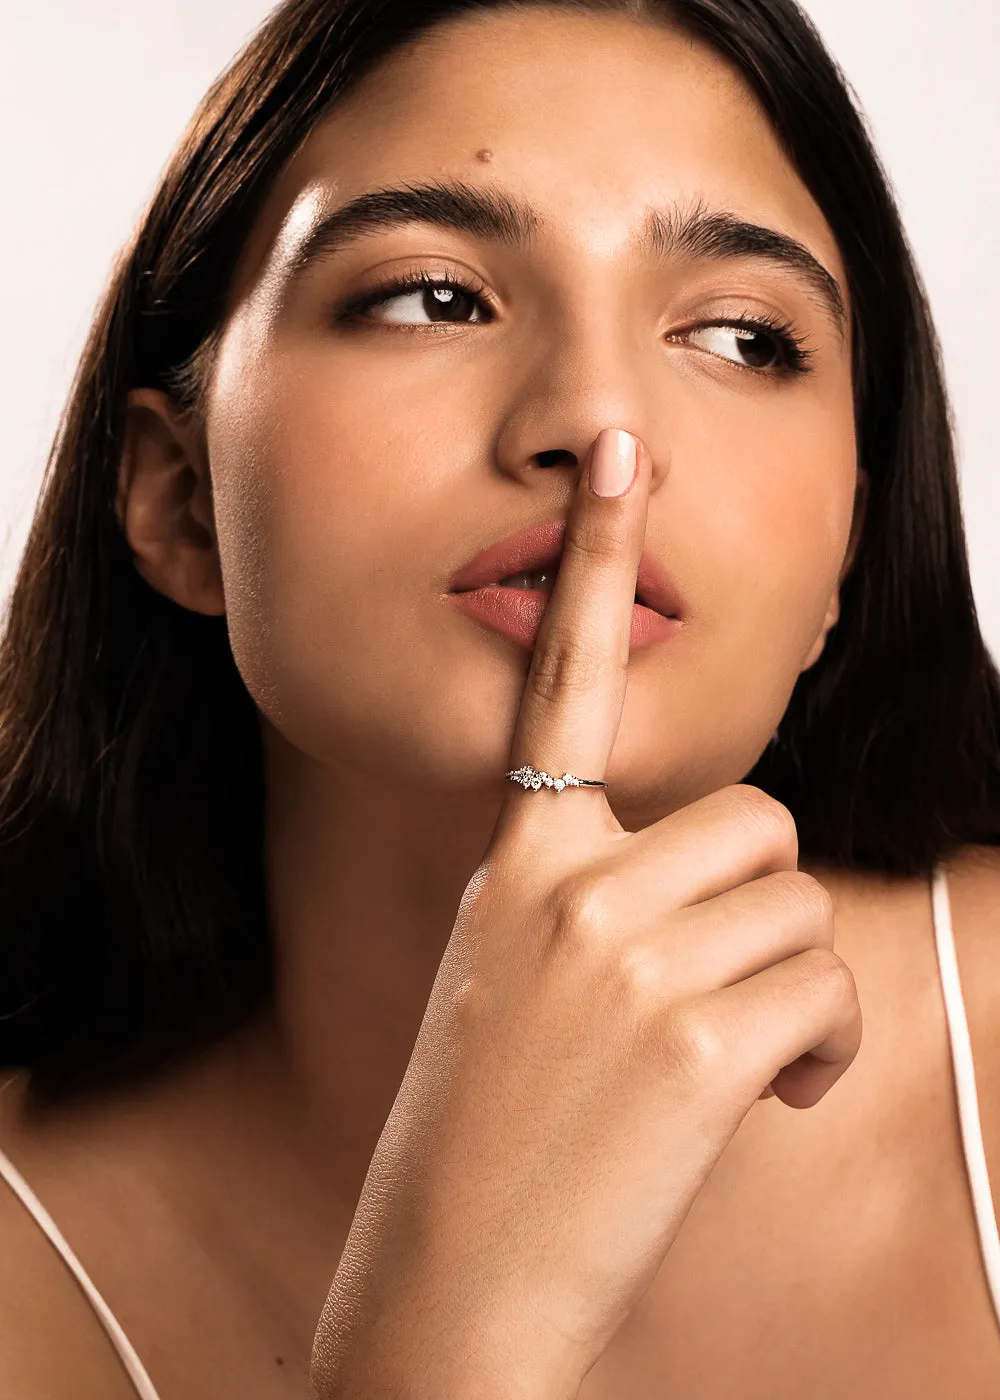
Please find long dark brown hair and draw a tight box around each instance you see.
[3,0,998,1105]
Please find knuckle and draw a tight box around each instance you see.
[799,946,856,1005]
[548,872,621,951]
[661,1003,728,1080]
[769,869,834,928]
[545,877,668,1018]
[563,515,623,569]
[729,784,799,861]
[614,941,667,1007]
[528,628,621,704]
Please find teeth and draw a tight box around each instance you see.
[497,568,557,591]
[495,568,645,605]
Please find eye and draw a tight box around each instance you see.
[669,318,812,374]
[348,274,493,326]
[687,323,783,368]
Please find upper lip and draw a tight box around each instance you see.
[447,517,684,619]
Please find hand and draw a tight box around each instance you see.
[310,428,862,1400]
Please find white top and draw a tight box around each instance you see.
[0,862,997,1395]
[931,862,1000,1325]
[0,1136,161,1398]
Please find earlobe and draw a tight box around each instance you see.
[117,388,226,616]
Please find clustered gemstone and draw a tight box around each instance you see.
[505,765,581,792]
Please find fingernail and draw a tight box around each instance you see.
[589,428,637,497]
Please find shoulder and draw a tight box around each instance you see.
[801,843,1000,950]
[805,844,1000,1209]
[799,846,1000,1090]
[937,844,1000,1100]
[0,1075,137,1400]
[935,843,1000,1029]
[941,842,1000,941]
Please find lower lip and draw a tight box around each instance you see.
[447,586,682,651]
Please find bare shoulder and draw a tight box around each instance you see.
[802,842,1000,951]
[799,845,1000,1076]
[942,841,1000,934]
[0,1075,136,1400]
[938,843,1000,1073]
[920,845,1000,1214]
[803,844,1000,1245]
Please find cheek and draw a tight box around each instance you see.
[606,385,858,807]
[679,386,858,663]
[204,330,482,764]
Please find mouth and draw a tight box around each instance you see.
[447,516,683,620]
[483,567,666,612]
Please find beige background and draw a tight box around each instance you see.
[1,1,997,654]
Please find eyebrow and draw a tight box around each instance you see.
[283,179,847,337]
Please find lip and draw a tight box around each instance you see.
[447,587,682,651]
[447,517,684,619]
[445,517,684,653]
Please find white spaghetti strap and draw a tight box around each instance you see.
[931,862,1000,1336]
[0,1143,162,1400]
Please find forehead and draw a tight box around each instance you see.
[235,7,845,300]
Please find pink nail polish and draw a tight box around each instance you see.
[589,428,637,497]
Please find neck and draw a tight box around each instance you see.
[252,719,503,1205]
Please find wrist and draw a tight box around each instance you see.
[310,1297,583,1400]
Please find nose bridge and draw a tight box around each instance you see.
[495,290,661,476]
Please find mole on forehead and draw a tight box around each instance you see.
[475,149,494,162]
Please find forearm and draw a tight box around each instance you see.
[309,1262,583,1400]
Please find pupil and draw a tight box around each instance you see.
[737,331,777,368]
[424,285,474,322]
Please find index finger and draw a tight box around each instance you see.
[497,426,651,838]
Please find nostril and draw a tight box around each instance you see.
[534,449,577,469]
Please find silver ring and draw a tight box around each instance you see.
[505,764,608,793]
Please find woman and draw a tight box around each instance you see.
[1,0,999,1394]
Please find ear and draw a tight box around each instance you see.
[799,468,869,673]
[116,388,225,616]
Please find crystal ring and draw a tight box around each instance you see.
[505,764,608,793]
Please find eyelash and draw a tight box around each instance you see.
[338,269,815,376]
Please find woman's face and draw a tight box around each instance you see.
[205,6,860,821]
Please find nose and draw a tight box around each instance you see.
[492,314,666,492]
[534,447,577,470]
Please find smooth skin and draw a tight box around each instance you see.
[2,9,1000,1399]
[310,425,862,1399]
